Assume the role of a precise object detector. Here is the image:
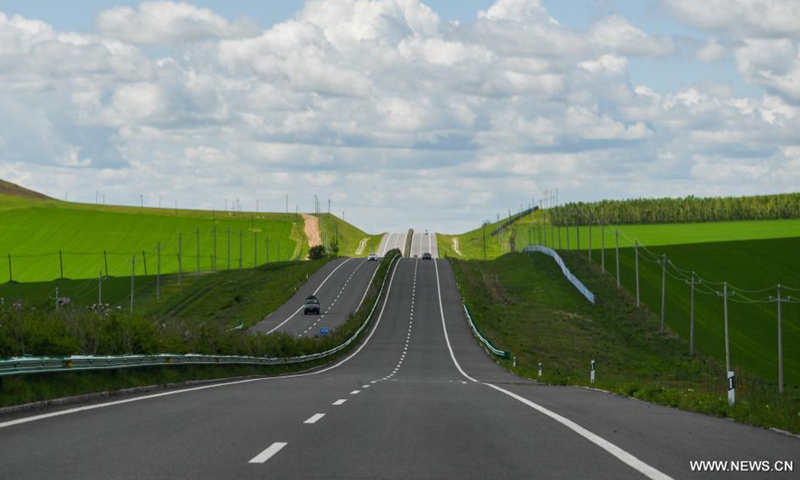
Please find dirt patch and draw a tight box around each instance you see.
[483,272,512,305]
[0,179,52,200]
[302,214,322,247]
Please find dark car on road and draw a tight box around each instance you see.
[304,295,320,315]
[422,252,432,260]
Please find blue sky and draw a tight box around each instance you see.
[0,0,798,232]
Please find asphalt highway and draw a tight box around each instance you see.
[409,231,439,258]
[250,257,380,337]
[1,256,797,479]
[377,231,408,257]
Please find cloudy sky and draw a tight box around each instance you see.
[0,0,798,233]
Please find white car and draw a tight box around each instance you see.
[367,253,378,261]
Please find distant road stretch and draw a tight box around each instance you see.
[377,231,439,258]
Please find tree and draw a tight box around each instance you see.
[308,245,326,260]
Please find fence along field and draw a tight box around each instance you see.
[0,206,303,283]
[520,214,800,390]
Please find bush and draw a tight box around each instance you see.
[308,245,326,260]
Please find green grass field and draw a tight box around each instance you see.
[607,238,800,387]
[451,252,799,432]
[315,213,376,257]
[0,190,375,284]
[442,214,800,387]
[0,205,302,282]
[442,211,800,261]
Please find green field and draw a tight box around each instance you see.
[315,213,381,257]
[442,214,800,387]
[609,238,800,387]
[451,252,799,432]
[0,190,374,284]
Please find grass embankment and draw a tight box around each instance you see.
[438,213,525,259]
[0,204,305,283]
[315,213,380,257]
[444,211,800,262]
[445,215,800,386]
[451,252,800,433]
[0,251,402,408]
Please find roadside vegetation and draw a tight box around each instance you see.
[0,250,401,408]
[315,212,378,256]
[550,193,800,225]
[451,252,800,434]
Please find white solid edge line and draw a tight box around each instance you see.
[1,257,403,431]
[249,442,288,464]
[432,258,674,480]
[355,259,380,313]
[304,413,325,424]
[266,257,355,334]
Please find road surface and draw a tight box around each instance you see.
[1,256,797,479]
[250,257,379,337]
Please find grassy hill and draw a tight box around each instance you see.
[315,213,380,258]
[441,209,800,387]
[0,181,375,284]
[451,252,799,433]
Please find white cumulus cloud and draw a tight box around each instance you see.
[96,1,260,44]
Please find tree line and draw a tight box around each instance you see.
[548,193,800,225]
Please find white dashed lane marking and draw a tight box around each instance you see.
[304,414,325,424]
[298,259,370,338]
[372,258,418,384]
[249,442,288,464]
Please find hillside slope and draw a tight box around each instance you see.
[0,180,376,283]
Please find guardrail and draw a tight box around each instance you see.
[523,245,595,304]
[463,303,510,359]
[0,253,401,378]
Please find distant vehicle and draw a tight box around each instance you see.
[367,253,378,261]
[422,252,432,260]
[304,295,320,315]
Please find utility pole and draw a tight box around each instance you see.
[482,222,487,261]
[660,254,667,332]
[718,282,734,374]
[98,270,103,304]
[557,223,561,250]
[686,272,701,356]
[601,220,605,272]
[772,285,789,393]
[213,225,217,270]
[588,215,592,263]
